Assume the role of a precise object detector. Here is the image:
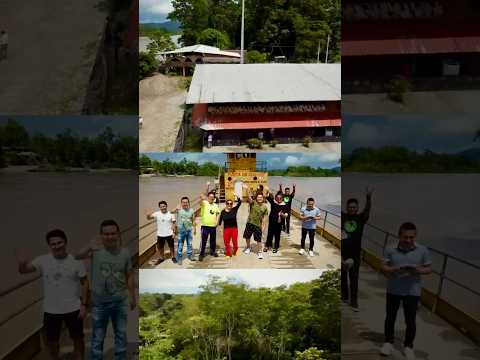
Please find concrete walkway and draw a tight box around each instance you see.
[203,142,341,154]
[342,263,480,360]
[343,91,480,115]
[0,0,106,114]
[141,202,340,270]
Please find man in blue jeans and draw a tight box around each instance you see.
[76,219,136,360]
[380,222,432,360]
[172,196,196,265]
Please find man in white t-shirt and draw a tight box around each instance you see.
[147,200,176,265]
[16,229,88,360]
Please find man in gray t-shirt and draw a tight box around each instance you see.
[76,219,136,360]
[379,222,432,360]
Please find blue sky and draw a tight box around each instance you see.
[343,115,480,154]
[0,116,137,137]
[140,0,173,23]
[143,152,341,169]
[140,269,324,294]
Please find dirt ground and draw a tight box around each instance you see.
[0,0,106,114]
[139,73,187,152]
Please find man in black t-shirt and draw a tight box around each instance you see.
[265,191,288,253]
[341,187,373,311]
[279,183,295,235]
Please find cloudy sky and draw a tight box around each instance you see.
[0,116,138,138]
[343,115,480,154]
[143,152,341,169]
[140,269,324,293]
[140,0,174,23]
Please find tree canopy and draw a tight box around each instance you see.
[0,119,137,169]
[343,146,480,173]
[139,270,340,360]
[168,0,341,62]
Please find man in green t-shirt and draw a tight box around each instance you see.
[243,190,268,259]
[199,190,220,261]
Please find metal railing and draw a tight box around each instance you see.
[207,136,340,147]
[359,221,480,322]
[0,223,139,341]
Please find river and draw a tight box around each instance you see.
[343,173,480,318]
[0,170,138,358]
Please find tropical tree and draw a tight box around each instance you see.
[197,28,231,49]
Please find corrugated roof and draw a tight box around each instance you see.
[187,64,341,104]
[161,44,240,57]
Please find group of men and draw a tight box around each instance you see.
[15,220,136,360]
[147,182,323,264]
[341,188,432,360]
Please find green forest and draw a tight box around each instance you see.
[168,0,341,62]
[343,146,480,173]
[139,155,340,177]
[139,271,340,360]
[0,119,138,170]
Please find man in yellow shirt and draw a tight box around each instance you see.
[199,190,220,261]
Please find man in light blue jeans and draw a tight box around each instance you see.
[76,219,136,360]
[172,196,196,265]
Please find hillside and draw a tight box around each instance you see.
[140,20,180,33]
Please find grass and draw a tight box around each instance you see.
[183,132,203,152]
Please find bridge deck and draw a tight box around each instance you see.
[141,202,340,269]
[342,263,480,360]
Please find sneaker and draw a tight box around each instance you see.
[308,250,314,257]
[380,342,393,356]
[155,258,165,265]
[211,253,219,257]
[298,249,305,255]
[199,255,204,262]
[188,256,196,261]
[233,251,238,256]
[341,297,349,304]
[243,248,251,254]
[171,257,177,263]
[263,247,268,252]
[177,258,182,266]
[351,301,359,312]
[257,252,264,259]
[272,248,278,253]
[404,347,416,360]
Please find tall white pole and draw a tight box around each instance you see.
[240,0,245,64]
[316,39,321,63]
[325,33,330,63]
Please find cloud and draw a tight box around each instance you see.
[140,0,174,22]
[140,269,325,293]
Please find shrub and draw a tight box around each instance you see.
[197,29,231,49]
[247,138,263,149]
[269,140,278,147]
[303,136,312,148]
[387,76,412,103]
[139,51,158,80]
[247,50,268,63]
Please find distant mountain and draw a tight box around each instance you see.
[140,21,180,33]
[457,147,480,163]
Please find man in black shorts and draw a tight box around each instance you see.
[147,201,177,264]
[16,229,88,359]
[243,190,268,259]
[280,183,296,235]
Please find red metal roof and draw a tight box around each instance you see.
[199,118,341,131]
[343,37,480,56]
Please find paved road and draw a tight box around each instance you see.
[141,202,340,270]
[342,263,480,360]
[139,73,187,152]
[0,0,106,114]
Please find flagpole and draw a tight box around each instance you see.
[240,0,245,64]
